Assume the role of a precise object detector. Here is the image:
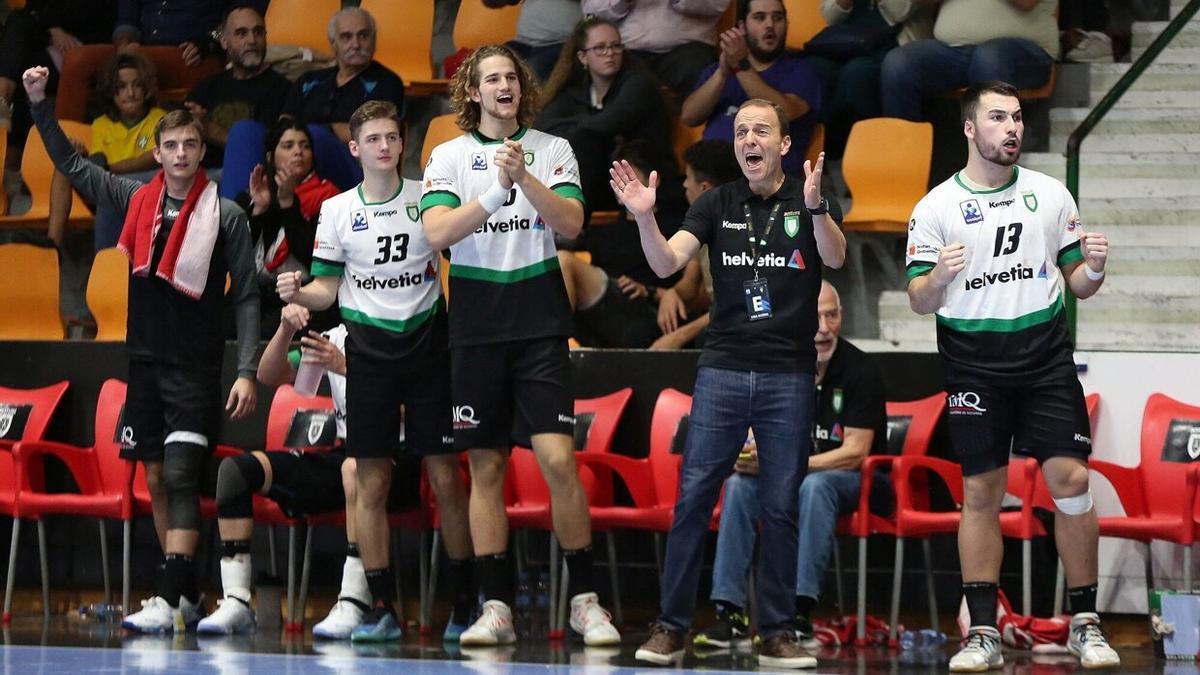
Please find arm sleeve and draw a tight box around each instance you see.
[31,99,141,211]
[545,137,585,204]
[904,197,942,282]
[418,144,465,213]
[670,0,732,18]
[577,70,663,137]
[222,204,262,377]
[1055,185,1085,268]
[581,0,632,21]
[311,199,346,277]
[679,187,717,246]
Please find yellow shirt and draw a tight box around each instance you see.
[90,107,167,164]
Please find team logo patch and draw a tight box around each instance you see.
[424,261,438,282]
[1191,429,1200,460]
[307,418,326,445]
[830,422,843,443]
[831,388,843,414]
[1066,215,1080,232]
[1022,190,1039,212]
[533,215,545,230]
[787,249,805,269]
[406,203,420,222]
[783,213,800,238]
[1037,261,1048,279]
[351,208,368,232]
[471,152,487,171]
[523,151,535,166]
[959,199,983,224]
[554,164,565,176]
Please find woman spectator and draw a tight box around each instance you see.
[237,117,340,334]
[536,15,683,218]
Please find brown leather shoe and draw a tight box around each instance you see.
[759,631,817,669]
[634,623,685,665]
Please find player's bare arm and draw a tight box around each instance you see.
[277,271,339,311]
[908,242,967,314]
[1062,230,1108,300]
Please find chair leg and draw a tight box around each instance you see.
[1022,539,1032,616]
[426,529,440,633]
[856,536,868,643]
[922,538,937,630]
[122,520,131,617]
[548,536,560,636]
[98,520,111,605]
[653,533,664,579]
[37,520,49,620]
[1185,545,1193,592]
[419,529,430,633]
[286,525,298,626]
[889,537,905,642]
[392,532,404,625]
[832,535,845,615]
[557,561,570,635]
[296,524,313,628]
[1053,558,1065,616]
[605,531,623,626]
[1144,540,1156,597]
[4,518,21,621]
[267,524,279,579]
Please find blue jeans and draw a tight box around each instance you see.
[657,367,814,638]
[710,468,893,608]
[880,38,1054,121]
[219,120,363,201]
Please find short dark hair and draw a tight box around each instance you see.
[612,139,656,176]
[96,52,158,119]
[736,98,790,139]
[349,100,404,143]
[683,140,741,186]
[738,0,786,22]
[153,108,205,145]
[961,80,1020,125]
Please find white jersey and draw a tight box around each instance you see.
[905,166,1083,378]
[419,127,580,345]
[312,178,447,361]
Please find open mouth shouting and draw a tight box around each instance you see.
[743,151,764,171]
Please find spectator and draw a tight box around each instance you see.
[536,15,680,214]
[693,280,890,650]
[582,0,730,97]
[185,4,292,169]
[881,0,1059,122]
[557,141,703,348]
[235,118,339,336]
[486,0,583,81]
[805,0,931,163]
[221,6,406,196]
[48,52,165,251]
[680,0,823,177]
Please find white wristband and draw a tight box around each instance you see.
[478,181,510,214]
[1084,265,1105,281]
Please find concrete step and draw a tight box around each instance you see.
[1090,90,1200,109]
[1020,153,1200,197]
[1088,224,1200,246]
[1049,132,1200,152]
[1131,46,1200,63]
[1088,63,1200,94]
[1075,321,1200,351]
[1133,21,1200,50]
[1079,195,1200,225]
[1051,106,1200,133]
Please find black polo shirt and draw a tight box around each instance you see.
[813,337,887,456]
[680,175,822,372]
[281,60,406,125]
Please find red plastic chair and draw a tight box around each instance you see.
[1090,393,1200,592]
[0,381,69,620]
[573,388,692,627]
[5,380,132,621]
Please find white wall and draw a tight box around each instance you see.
[1076,351,1200,613]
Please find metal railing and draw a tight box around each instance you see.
[1064,0,1200,336]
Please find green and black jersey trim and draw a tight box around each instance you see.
[340,297,444,334]
[936,295,1064,333]
[550,182,585,204]
[470,127,529,145]
[312,257,345,278]
[952,167,1019,194]
[449,256,561,284]
[1057,240,1084,267]
[906,261,935,283]
[420,191,462,214]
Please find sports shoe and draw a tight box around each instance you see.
[634,622,685,665]
[196,596,255,635]
[122,596,179,634]
[758,631,817,669]
[1065,30,1114,63]
[949,625,1004,672]
[568,592,621,646]
[459,600,517,646]
[694,607,750,649]
[349,606,402,643]
[178,595,206,631]
[795,619,820,651]
[313,598,367,639]
[1067,612,1120,669]
[443,618,472,643]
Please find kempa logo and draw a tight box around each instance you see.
[352,272,425,290]
[964,262,1034,290]
[452,405,479,429]
[947,391,987,414]
[373,209,398,218]
[721,220,748,231]
[989,199,1014,208]
[558,414,575,424]
[1074,432,1092,445]
[476,216,531,234]
[722,251,786,267]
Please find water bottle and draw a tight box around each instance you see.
[293,357,325,397]
[78,602,121,622]
[899,628,948,650]
[531,572,550,640]
[514,571,533,637]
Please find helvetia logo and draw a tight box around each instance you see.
[721,251,786,267]
[476,216,531,234]
[963,263,1034,290]
[352,272,425,290]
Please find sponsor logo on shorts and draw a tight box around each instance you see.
[947,391,987,415]
[1074,432,1092,446]
[350,272,425,290]
[476,216,532,234]
[963,263,1034,291]
[558,414,575,424]
[721,220,748,231]
[452,405,479,430]
[721,252,786,267]
[442,436,455,446]
[119,425,137,449]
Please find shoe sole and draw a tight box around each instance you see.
[459,633,517,647]
[634,647,685,665]
[121,621,173,634]
[196,623,254,635]
[758,655,818,669]
[1068,645,1121,669]
[350,629,402,644]
[313,627,354,640]
[948,658,1004,672]
[583,632,621,647]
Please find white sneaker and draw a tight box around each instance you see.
[1067,612,1121,669]
[313,598,367,639]
[122,596,179,634]
[568,592,620,646]
[178,595,206,631]
[458,600,517,646]
[196,597,255,634]
[949,625,1004,672]
[1065,30,1114,63]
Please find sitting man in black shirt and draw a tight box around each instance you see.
[185,4,291,172]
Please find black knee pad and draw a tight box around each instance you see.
[216,453,266,519]
[163,441,206,530]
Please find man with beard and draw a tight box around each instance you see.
[185,4,290,169]
[906,81,1118,672]
[681,0,822,177]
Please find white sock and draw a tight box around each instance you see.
[219,554,252,603]
[340,555,369,604]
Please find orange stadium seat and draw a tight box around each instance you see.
[55,46,222,121]
[421,113,460,168]
[806,122,824,167]
[842,118,932,233]
[360,0,447,96]
[0,122,94,231]
[0,131,7,216]
[453,0,522,51]
[783,0,828,51]
[0,243,63,340]
[265,0,341,54]
[87,247,129,342]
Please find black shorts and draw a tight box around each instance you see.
[451,337,574,450]
[946,368,1092,477]
[574,278,661,348]
[262,448,420,516]
[344,348,455,460]
[119,359,222,461]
